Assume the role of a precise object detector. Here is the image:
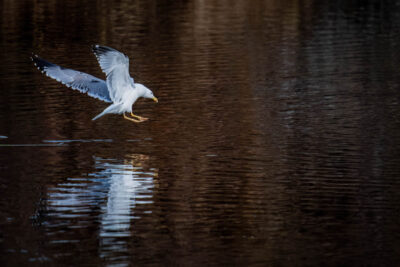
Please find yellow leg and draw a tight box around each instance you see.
[131,112,148,121]
[123,113,143,123]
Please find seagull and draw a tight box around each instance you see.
[32,45,158,122]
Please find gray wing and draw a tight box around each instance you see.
[32,54,112,103]
[92,45,135,103]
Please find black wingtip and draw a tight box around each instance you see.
[31,54,56,71]
[92,44,117,56]
[31,53,38,62]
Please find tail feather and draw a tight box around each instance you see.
[92,103,122,121]
[92,110,108,121]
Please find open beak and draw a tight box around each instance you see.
[153,97,158,103]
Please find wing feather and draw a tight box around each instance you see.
[92,45,135,103]
[32,54,112,103]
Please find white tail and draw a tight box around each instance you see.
[92,111,107,121]
[92,103,122,121]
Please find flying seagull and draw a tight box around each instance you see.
[32,45,158,122]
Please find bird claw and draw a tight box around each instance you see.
[123,113,149,123]
[131,113,148,122]
[123,113,142,123]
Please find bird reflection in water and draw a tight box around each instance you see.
[45,155,156,262]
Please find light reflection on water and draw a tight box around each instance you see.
[45,155,156,263]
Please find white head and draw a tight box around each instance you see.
[138,83,158,103]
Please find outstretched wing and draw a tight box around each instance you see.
[32,54,112,103]
[92,45,135,103]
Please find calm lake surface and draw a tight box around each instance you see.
[2,0,400,266]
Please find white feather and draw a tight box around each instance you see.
[92,45,135,103]
[33,45,157,122]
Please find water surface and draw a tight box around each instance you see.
[1,0,400,266]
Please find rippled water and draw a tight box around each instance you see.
[2,0,400,266]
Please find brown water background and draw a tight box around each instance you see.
[2,0,400,266]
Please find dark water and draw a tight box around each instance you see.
[2,0,400,266]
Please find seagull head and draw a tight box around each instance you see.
[143,87,158,103]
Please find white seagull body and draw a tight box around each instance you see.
[32,45,158,122]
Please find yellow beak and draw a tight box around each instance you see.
[153,97,158,103]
